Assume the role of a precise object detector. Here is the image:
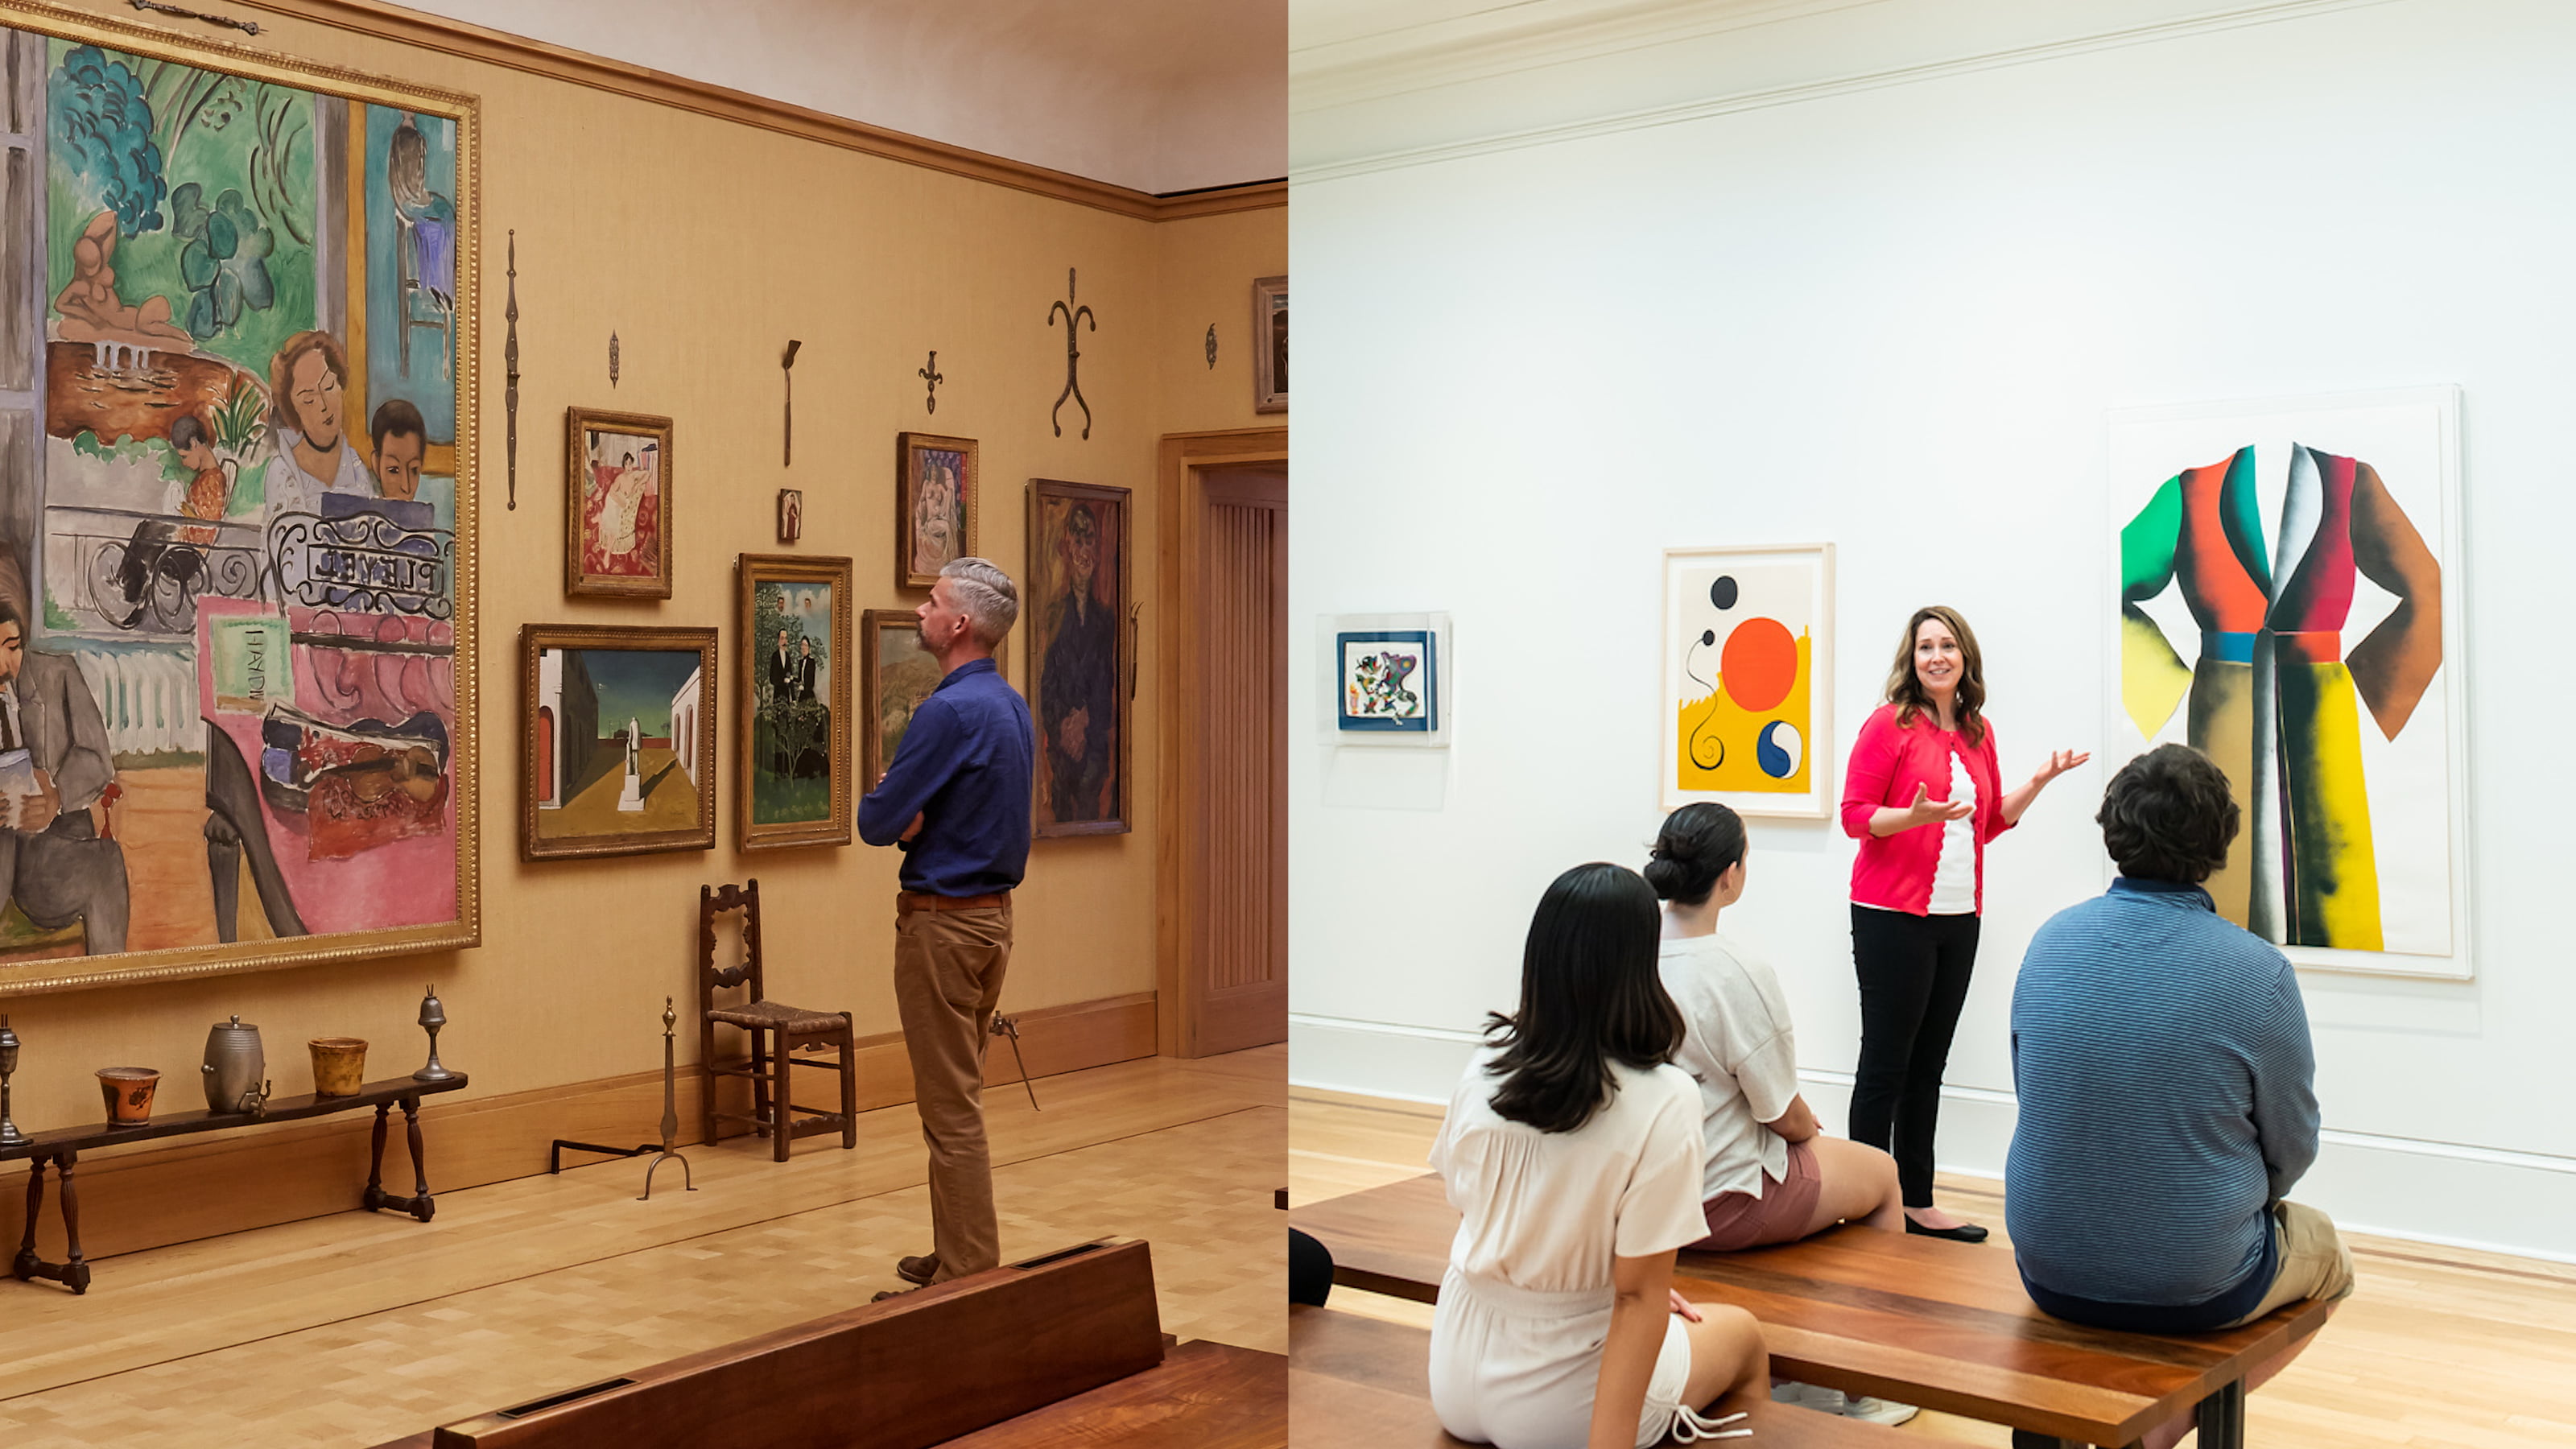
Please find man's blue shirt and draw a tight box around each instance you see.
[857,657,1034,896]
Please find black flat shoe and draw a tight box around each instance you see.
[1905,1217,1989,1243]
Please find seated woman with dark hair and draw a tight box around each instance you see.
[1428,863,1766,1449]
[1649,804,1913,1426]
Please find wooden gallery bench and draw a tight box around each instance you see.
[368,1237,1284,1449]
[1292,1303,1909,1449]
[1292,1174,2332,1449]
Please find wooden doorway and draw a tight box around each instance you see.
[1158,428,1288,1058]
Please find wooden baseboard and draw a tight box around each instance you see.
[0,992,1156,1265]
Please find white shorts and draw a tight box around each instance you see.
[1427,1265,1693,1449]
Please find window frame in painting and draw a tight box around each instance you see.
[518,623,716,861]
[1026,477,1133,839]
[564,407,675,598]
[895,431,978,592]
[0,6,481,997]
[1657,543,1836,820]
[735,553,852,852]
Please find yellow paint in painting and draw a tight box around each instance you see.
[2120,610,2194,741]
[1676,634,1810,794]
[2292,662,2384,951]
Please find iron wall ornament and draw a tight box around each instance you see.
[128,0,258,33]
[1048,268,1096,440]
[609,331,620,388]
[1204,324,1217,369]
[782,340,801,466]
[505,230,520,510]
[919,350,943,414]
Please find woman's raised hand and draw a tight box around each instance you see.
[2030,749,2092,787]
[1905,782,1974,828]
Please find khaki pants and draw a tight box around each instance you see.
[2219,1199,2357,1327]
[893,898,1013,1281]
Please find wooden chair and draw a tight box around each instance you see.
[697,880,857,1162]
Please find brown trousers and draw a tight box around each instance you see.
[892,898,1013,1281]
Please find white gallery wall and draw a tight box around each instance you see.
[1289,0,2576,1259]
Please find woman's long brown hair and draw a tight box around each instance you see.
[1882,605,1986,745]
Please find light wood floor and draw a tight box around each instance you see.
[0,1047,1285,1448]
[1291,1086,2576,1449]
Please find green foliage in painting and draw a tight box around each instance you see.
[171,184,275,337]
[211,369,270,459]
[49,46,167,237]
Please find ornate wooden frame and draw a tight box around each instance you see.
[895,431,978,591]
[519,624,717,861]
[564,407,675,598]
[1251,275,1286,415]
[1026,478,1133,839]
[736,554,852,852]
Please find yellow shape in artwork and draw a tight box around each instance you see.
[2120,611,2193,741]
[1676,634,1810,795]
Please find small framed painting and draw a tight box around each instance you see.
[566,408,675,598]
[897,432,978,590]
[1252,275,1286,415]
[522,625,718,861]
[859,609,1007,788]
[739,555,853,851]
[1026,478,1132,837]
[778,488,803,543]
[1337,630,1436,732]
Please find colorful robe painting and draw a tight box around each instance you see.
[2119,444,2442,951]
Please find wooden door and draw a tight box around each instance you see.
[1187,464,1287,1055]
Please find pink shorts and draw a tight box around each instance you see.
[1689,1138,1823,1252]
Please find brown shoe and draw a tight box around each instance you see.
[895,1253,939,1286]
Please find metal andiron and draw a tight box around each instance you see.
[639,997,694,1200]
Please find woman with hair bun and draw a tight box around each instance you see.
[1650,804,1914,1426]
[1427,862,1765,1449]
[1840,605,2088,1243]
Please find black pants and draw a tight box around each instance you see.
[1848,905,1980,1208]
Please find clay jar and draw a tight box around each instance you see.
[97,1067,159,1126]
[202,1015,266,1114]
[309,1038,369,1096]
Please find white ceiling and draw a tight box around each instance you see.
[395,0,1287,195]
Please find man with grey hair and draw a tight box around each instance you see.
[858,555,1033,1295]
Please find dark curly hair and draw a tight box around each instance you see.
[1644,803,1746,907]
[1482,863,1682,1134]
[2098,744,2239,883]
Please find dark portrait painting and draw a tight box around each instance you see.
[1026,479,1129,837]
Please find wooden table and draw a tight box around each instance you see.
[1291,1174,2332,1449]
[2,1071,468,1294]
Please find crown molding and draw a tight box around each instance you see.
[1291,0,2401,183]
[90,0,1280,221]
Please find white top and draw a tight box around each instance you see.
[1658,932,1800,1199]
[1430,1045,1709,1294]
[1928,748,1979,914]
[266,430,377,519]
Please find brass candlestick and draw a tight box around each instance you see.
[638,997,693,1200]
[413,985,455,1083]
[0,1013,25,1147]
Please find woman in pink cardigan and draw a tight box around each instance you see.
[1840,605,2087,1242]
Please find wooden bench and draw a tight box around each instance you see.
[1291,1302,1908,1449]
[1292,1174,2332,1449]
[371,1236,1282,1448]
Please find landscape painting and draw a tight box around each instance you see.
[738,554,850,850]
[1660,544,1834,819]
[522,625,715,861]
[1026,479,1129,837]
[2105,389,2468,978]
[0,15,479,995]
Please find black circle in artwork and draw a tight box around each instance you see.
[1700,630,1716,646]
[1710,576,1740,610]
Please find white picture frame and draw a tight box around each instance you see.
[1659,543,1835,819]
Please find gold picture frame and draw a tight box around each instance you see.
[520,625,718,861]
[737,554,852,851]
[1026,479,1133,838]
[565,407,674,598]
[895,431,977,590]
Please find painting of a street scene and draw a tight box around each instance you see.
[522,627,714,860]
[0,23,477,990]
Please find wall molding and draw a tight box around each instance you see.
[1291,1011,2576,1261]
[0,991,1155,1266]
[79,0,1281,221]
[1290,0,2400,184]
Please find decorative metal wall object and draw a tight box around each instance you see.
[505,230,521,510]
[919,350,943,415]
[1048,269,1096,440]
[128,1,259,34]
[1205,324,1217,369]
[609,331,620,388]
[782,340,801,466]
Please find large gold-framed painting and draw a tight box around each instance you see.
[0,9,481,994]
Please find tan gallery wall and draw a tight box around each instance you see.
[0,0,1286,1133]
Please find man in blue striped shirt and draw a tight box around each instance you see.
[2007,743,2353,1340]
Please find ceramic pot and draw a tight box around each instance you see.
[309,1037,369,1096]
[203,1015,266,1114]
[97,1067,159,1125]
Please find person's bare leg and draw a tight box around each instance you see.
[1678,1302,1766,1412]
[1799,1137,1904,1236]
